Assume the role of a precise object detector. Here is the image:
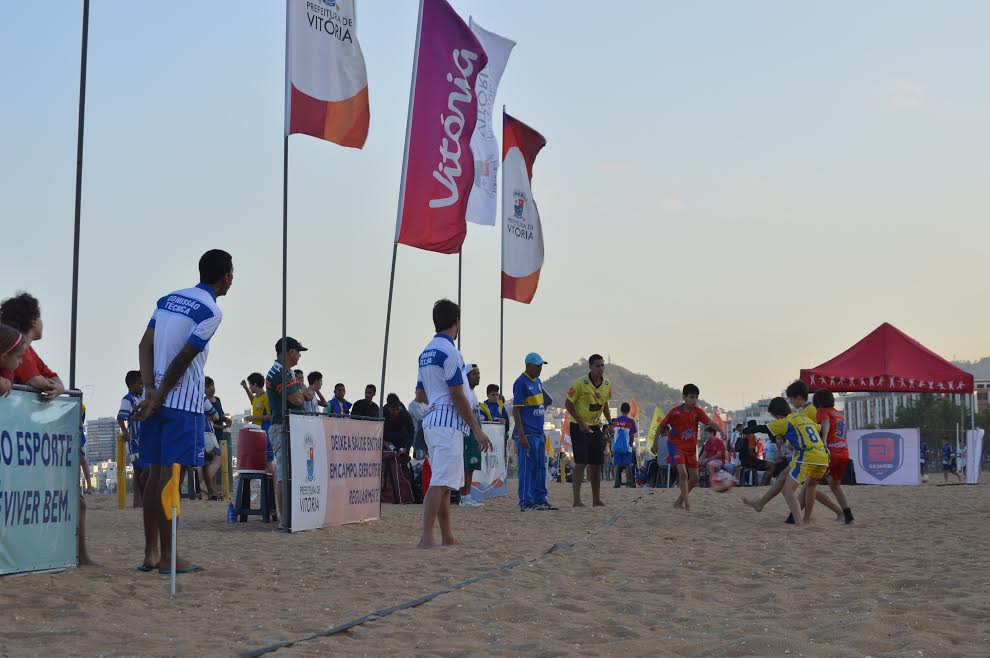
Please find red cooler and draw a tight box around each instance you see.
[236,426,268,472]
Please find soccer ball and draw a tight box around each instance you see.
[710,471,735,493]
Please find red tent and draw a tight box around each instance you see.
[800,323,974,394]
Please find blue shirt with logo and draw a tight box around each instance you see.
[512,373,546,438]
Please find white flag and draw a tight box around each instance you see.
[286,0,369,148]
[465,18,515,225]
[501,113,546,304]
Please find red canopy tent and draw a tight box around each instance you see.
[800,322,974,394]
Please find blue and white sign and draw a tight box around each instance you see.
[0,390,81,574]
[848,428,920,485]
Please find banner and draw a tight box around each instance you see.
[286,0,369,148]
[395,0,488,254]
[646,406,664,455]
[501,113,547,303]
[465,18,515,226]
[469,422,507,500]
[0,390,81,574]
[848,428,921,485]
[966,429,984,485]
[289,414,384,531]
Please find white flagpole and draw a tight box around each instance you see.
[380,0,425,411]
[170,508,177,596]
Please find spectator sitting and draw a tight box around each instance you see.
[0,324,29,397]
[0,292,65,401]
[294,369,315,411]
[699,427,731,481]
[303,371,328,413]
[325,383,351,416]
[351,384,380,418]
[383,393,415,456]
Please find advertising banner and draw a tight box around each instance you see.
[848,428,921,485]
[469,422,507,500]
[289,414,383,531]
[0,390,81,574]
[394,0,488,254]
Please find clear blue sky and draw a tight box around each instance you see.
[2,1,989,417]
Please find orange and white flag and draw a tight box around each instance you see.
[286,0,369,148]
[501,113,546,303]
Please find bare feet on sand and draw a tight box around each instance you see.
[742,497,763,512]
[442,536,461,546]
[593,500,606,507]
[573,501,585,508]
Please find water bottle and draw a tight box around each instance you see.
[226,502,236,524]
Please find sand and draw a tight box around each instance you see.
[3,480,990,657]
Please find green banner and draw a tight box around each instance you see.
[0,390,81,575]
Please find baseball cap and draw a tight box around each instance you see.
[524,352,548,366]
[275,336,308,353]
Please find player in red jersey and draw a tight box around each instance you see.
[813,389,854,524]
[651,383,718,511]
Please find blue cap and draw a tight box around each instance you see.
[525,352,548,366]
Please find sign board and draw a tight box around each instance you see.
[288,414,383,531]
[848,428,920,485]
[0,390,81,574]
[469,422,507,500]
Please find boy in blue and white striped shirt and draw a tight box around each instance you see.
[416,299,491,549]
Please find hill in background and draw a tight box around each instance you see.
[955,358,990,380]
[541,359,708,422]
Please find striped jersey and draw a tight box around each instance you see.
[203,396,221,434]
[117,392,143,455]
[418,334,469,434]
[148,283,222,414]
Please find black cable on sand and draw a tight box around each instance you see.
[239,492,651,657]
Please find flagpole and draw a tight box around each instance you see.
[380,244,398,410]
[69,0,91,391]
[498,104,506,394]
[457,251,462,349]
[281,0,291,533]
[380,0,425,411]
[499,298,504,394]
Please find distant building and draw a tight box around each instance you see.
[84,416,118,463]
[731,398,775,427]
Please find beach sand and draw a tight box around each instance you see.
[4,480,990,657]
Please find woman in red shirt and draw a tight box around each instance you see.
[0,292,65,400]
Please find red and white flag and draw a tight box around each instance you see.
[286,0,369,149]
[501,113,546,303]
[394,0,488,254]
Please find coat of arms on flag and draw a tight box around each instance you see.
[513,195,526,219]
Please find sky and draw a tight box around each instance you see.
[2,1,989,418]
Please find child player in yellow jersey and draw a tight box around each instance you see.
[786,380,817,422]
[743,397,829,526]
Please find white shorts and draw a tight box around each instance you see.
[424,426,465,490]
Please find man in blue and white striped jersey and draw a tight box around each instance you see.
[134,249,233,574]
[417,299,491,549]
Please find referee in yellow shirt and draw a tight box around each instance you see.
[564,354,613,507]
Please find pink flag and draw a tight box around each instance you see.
[394,0,488,254]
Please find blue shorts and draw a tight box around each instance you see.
[141,407,205,467]
[266,434,275,462]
